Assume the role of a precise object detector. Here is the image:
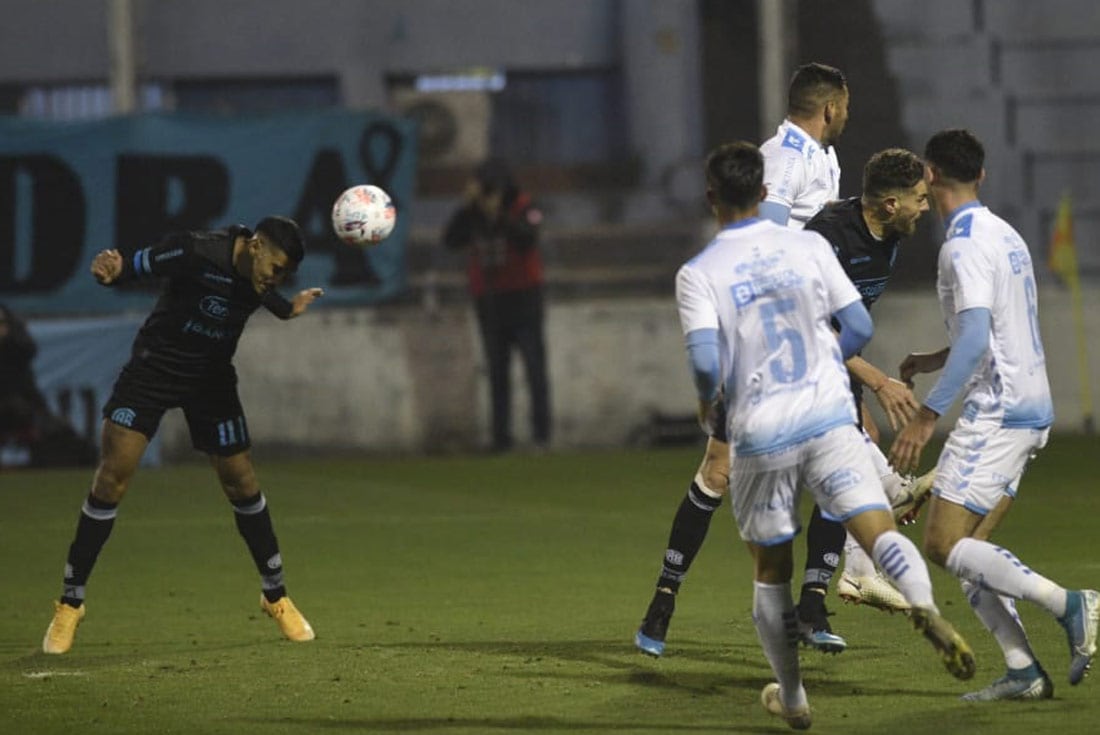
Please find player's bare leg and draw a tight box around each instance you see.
[925,496,1096,691]
[845,509,976,680]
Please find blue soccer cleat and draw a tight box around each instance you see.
[1059,589,1100,685]
[797,593,846,654]
[961,664,1053,701]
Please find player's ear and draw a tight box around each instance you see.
[823,100,834,124]
[977,168,986,186]
[883,195,899,216]
[759,184,768,204]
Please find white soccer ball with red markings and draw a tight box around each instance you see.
[331,184,396,246]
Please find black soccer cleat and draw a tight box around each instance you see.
[635,590,676,657]
[797,592,847,654]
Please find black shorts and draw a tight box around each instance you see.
[102,359,251,456]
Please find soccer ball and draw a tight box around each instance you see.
[331,184,396,246]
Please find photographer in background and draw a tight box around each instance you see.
[443,159,551,453]
[0,304,97,469]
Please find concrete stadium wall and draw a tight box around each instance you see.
[159,286,1100,459]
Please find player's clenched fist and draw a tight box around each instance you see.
[91,249,123,285]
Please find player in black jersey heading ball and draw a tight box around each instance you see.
[43,216,323,653]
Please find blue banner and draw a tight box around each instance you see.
[0,110,417,315]
[28,315,162,466]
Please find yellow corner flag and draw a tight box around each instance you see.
[1048,191,1094,433]
[1049,192,1080,289]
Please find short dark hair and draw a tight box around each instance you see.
[862,148,925,200]
[705,141,764,211]
[788,62,847,118]
[254,216,305,266]
[923,129,984,183]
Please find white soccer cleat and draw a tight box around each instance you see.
[837,570,910,613]
[761,682,811,730]
[884,470,934,522]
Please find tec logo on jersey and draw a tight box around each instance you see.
[199,295,230,321]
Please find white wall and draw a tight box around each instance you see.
[159,285,1100,458]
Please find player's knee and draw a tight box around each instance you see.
[699,446,730,496]
[213,454,258,499]
[921,532,952,568]
[91,463,131,503]
[699,465,729,496]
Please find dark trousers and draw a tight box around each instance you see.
[474,288,551,450]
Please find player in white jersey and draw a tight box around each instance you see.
[636,63,856,657]
[758,63,845,230]
[680,141,973,729]
[890,129,1099,701]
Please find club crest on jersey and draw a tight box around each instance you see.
[781,129,806,152]
[111,407,137,427]
[199,295,230,321]
[948,213,973,239]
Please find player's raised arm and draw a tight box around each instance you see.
[261,287,324,320]
[845,354,920,430]
[898,347,950,386]
[289,287,324,317]
[94,234,194,287]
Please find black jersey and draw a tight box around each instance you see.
[805,197,900,311]
[112,226,293,379]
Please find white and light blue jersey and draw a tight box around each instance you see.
[936,202,1054,428]
[759,120,841,229]
[676,218,863,456]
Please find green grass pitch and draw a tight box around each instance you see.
[2,437,1099,734]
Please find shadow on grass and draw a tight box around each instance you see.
[235,715,744,732]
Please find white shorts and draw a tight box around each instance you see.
[863,430,892,478]
[934,418,1049,514]
[728,424,891,545]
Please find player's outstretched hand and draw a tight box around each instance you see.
[899,349,949,387]
[91,249,123,285]
[290,287,324,317]
[888,408,937,475]
[873,377,921,431]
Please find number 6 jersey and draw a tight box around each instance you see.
[936,202,1053,428]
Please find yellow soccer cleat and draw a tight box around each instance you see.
[42,601,86,654]
[261,595,315,642]
[911,606,976,680]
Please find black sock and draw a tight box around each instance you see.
[60,494,119,607]
[800,504,846,598]
[231,493,286,602]
[656,480,723,592]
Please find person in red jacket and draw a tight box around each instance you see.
[443,159,551,452]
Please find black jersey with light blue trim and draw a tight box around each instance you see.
[115,226,292,379]
[804,197,900,310]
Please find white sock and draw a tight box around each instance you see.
[945,538,1067,616]
[960,579,1035,670]
[752,581,807,711]
[872,531,935,609]
[694,472,724,499]
[843,533,877,577]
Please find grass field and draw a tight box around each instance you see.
[2,437,1099,734]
